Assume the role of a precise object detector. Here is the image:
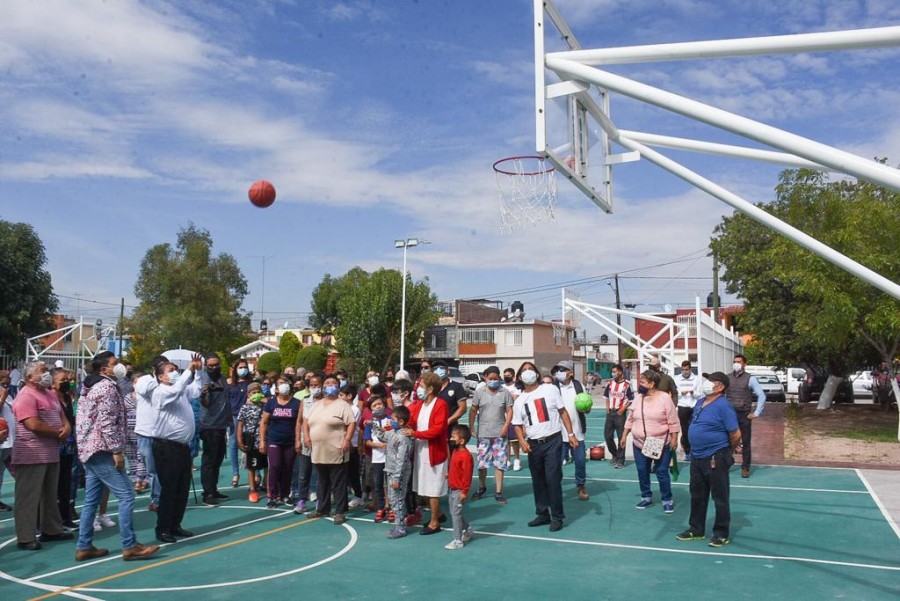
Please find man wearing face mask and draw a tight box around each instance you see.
[11,362,72,550]
[468,366,513,504]
[728,354,766,478]
[676,361,702,461]
[75,352,159,561]
[603,364,634,469]
[677,372,740,548]
[199,354,231,505]
[151,355,205,543]
[433,360,468,442]
[551,361,590,501]
[648,356,679,402]
[511,362,579,532]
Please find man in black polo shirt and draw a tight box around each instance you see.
[433,360,468,440]
[199,353,231,505]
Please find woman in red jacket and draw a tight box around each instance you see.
[404,371,448,535]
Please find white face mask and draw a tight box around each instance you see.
[277,383,291,395]
[520,370,538,386]
[554,371,568,383]
[309,387,322,397]
[391,391,402,403]
[732,362,743,373]
[368,376,379,387]
[38,371,53,388]
[702,381,715,395]
[113,363,128,381]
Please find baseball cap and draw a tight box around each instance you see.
[648,357,661,367]
[552,360,574,373]
[702,372,730,389]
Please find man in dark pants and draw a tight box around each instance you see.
[199,354,231,505]
[152,355,205,544]
[728,354,766,478]
[512,363,578,532]
[602,364,633,468]
[677,372,741,548]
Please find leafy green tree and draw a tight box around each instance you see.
[126,224,252,367]
[295,344,328,371]
[309,267,370,336]
[710,168,900,384]
[279,331,301,369]
[0,221,58,354]
[331,268,440,379]
[256,351,281,375]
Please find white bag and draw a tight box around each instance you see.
[641,435,665,460]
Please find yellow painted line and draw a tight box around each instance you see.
[28,517,319,601]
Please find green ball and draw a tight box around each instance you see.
[574,392,593,412]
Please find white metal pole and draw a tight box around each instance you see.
[544,58,900,192]
[400,243,409,372]
[615,135,900,300]
[548,26,900,65]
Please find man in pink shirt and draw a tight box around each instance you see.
[12,361,72,550]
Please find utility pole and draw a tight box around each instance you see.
[712,253,720,321]
[614,273,623,364]
[118,298,125,358]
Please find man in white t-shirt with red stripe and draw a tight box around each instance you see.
[603,364,634,469]
[512,363,578,533]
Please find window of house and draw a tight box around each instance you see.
[504,328,523,346]
[460,328,495,344]
[425,327,447,350]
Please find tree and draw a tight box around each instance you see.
[257,351,281,375]
[311,267,440,380]
[126,224,252,367]
[279,331,301,369]
[295,345,328,371]
[710,168,900,406]
[0,221,58,354]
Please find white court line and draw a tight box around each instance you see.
[856,469,900,541]
[28,506,294,581]
[501,474,869,495]
[469,529,900,572]
[0,537,105,601]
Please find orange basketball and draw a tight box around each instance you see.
[248,180,276,208]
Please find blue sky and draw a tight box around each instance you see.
[1,0,898,339]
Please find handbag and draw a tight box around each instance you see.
[640,395,666,460]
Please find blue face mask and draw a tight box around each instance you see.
[324,385,340,397]
[434,367,447,379]
[261,385,270,395]
[168,370,180,384]
[237,368,249,377]
[487,380,502,390]
[638,385,649,395]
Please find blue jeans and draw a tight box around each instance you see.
[137,435,160,505]
[77,452,137,551]
[632,443,673,502]
[228,417,240,477]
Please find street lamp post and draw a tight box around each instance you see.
[395,238,423,371]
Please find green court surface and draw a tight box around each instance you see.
[1,409,898,600]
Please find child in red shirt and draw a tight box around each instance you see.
[446,424,474,550]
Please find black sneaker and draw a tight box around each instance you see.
[675,530,705,541]
[471,487,487,501]
[0,501,11,512]
[708,536,730,548]
[202,495,219,506]
[212,492,229,500]
[527,516,551,527]
[266,500,277,509]
[549,520,563,532]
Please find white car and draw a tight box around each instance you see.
[849,371,873,398]
[753,373,786,403]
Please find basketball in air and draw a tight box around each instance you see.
[248,180,276,208]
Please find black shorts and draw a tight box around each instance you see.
[246,447,268,470]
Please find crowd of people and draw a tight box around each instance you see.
[0,353,762,559]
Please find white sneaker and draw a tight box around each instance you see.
[462,527,473,542]
[513,459,522,471]
[444,539,464,550]
[309,492,318,502]
[92,518,102,532]
[348,496,363,509]
[97,514,115,528]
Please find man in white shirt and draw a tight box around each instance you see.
[676,361,702,460]
[512,363,578,532]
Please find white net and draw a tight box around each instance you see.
[493,155,558,234]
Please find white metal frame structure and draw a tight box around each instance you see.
[535,0,900,300]
[563,295,743,377]
[24,320,115,376]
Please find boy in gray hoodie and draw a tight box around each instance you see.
[383,405,413,539]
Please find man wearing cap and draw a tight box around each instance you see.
[648,356,678,402]
[551,360,590,501]
[433,360,468,440]
[729,354,766,478]
[676,372,741,548]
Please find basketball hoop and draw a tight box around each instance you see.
[492,155,558,234]
[552,321,567,346]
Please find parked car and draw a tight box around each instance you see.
[797,367,854,404]
[782,367,806,395]
[848,370,874,398]
[754,373,786,403]
[462,372,482,394]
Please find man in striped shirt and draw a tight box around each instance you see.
[603,364,634,469]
